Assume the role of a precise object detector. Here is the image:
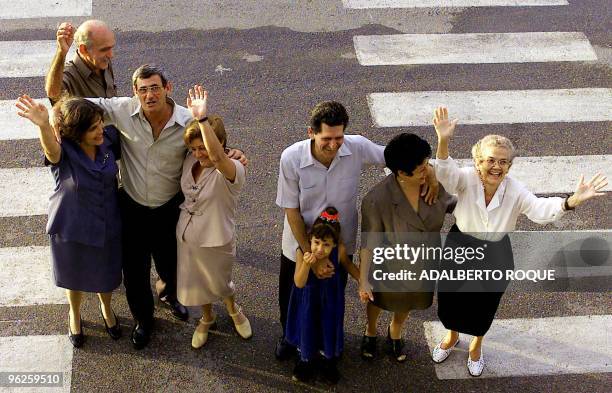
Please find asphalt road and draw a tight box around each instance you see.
[0,1,610,392]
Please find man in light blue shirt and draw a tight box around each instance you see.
[276,101,381,363]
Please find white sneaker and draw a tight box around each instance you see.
[467,351,485,377]
[431,336,459,363]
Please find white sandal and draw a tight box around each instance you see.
[229,305,252,340]
[432,335,460,363]
[191,315,216,349]
[467,350,485,377]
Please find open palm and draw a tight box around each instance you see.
[573,173,608,205]
[186,84,208,120]
[15,95,49,127]
[433,106,458,140]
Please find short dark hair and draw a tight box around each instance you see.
[384,133,432,176]
[309,206,341,244]
[309,101,349,134]
[54,98,104,144]
[132,64,169,87]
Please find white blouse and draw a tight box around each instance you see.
[435,156,566,241]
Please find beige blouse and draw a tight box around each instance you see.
[176,153,246,247]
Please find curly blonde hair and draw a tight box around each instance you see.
[471,134,516,163]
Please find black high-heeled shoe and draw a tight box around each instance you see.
[387,325,407,363]
[68,316,85,348]
[99,303,121,340]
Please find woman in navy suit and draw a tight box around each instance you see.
[16,95,123,347]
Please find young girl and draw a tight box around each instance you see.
[285,207,360,384]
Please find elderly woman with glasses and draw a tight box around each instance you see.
[430,107,607,377]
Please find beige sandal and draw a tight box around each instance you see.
[191,315,216,349]
[229,306,252,340]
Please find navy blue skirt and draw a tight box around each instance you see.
[50,234,122,293]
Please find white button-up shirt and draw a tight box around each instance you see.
[276,135,385,261]
[435,156,566,241]
[88,96,192,207]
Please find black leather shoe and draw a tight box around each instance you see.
[292,360,315,383]
[320,357,341,385]
[131,323,152,350]
[387,325,407,363]
[361,334,377,360]
[99,303,122,340]
[159,294,189,321]
[275,337,296,361]
[68,317,85,348]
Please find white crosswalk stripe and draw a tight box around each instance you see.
[0,246,65,306]
[0,99,52,140]
[0,167,53,217]
[0,5,82,389]
[0,335,73,392]
[367,88,612,126]
[1,154,608,219]
[350,0,609,382]
[342,0,568,8]
[453,155,611,194]
[0,41,75,78]
[353,32,597,65]
[0,0,91,19]
[424,315,612,378]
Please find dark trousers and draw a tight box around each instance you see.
[119,189,183,327]
[278,253,350,338]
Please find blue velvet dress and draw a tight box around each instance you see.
[285,248,345,361]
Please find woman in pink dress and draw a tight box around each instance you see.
[176,85,251,349]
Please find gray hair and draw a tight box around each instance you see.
[471,134,516,163]
[74,19,110,49]
[131,64,169,87]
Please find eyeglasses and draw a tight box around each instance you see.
[136,85,163,95]
[483,158,511,167]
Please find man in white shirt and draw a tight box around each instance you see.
[88,64,245,349]
[275,101,389,359]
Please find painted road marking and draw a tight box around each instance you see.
[0,99,52,141]
[0,167,53,217]
[0,335,72,393]
[424,315,612,379]
[367,88,612,126]
[1,153,608,218]
[0,0,91,19]
[0,41,75,78]
[342,0,567,8]
[353,32,597,65]
[0,246,66,307]
[453,155,611,194]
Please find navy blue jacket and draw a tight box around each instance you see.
[46,128,121,247]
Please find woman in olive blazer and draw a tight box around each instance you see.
[359,133,455,362]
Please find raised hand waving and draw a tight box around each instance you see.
[433,106,458,141]
[186,84,208,121]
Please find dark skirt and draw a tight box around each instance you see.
[373,291,433,313]
[50,234,122,293]
[437,224,514,337]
